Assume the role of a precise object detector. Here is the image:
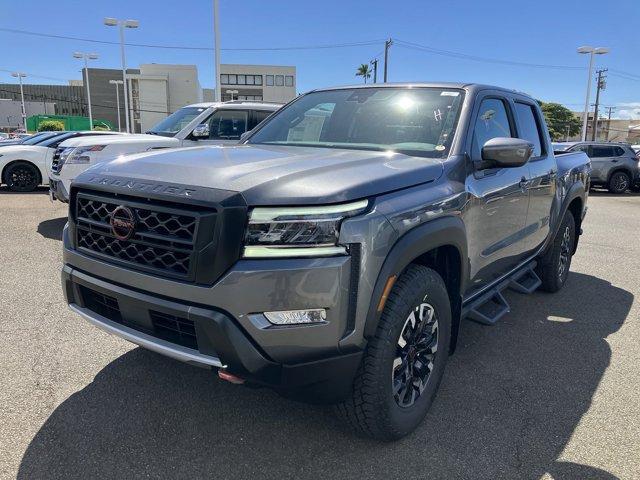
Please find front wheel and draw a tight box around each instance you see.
[336,265,451,441]
[608,171,630,194]
[4,161,41,192]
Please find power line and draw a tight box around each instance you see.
[394,39,586,71]
[0,28,384,52]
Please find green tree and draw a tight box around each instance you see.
[37,120,65,132]
[539,102,581,141]
[355,63,371,84]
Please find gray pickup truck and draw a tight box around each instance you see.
[61,83,590,440]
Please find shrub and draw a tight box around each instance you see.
[38,120,65,132]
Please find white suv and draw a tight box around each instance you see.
[49,101,281,202]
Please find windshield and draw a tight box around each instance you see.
[21,132,59,145]
[148,107,207,136]
[247,87,464,158]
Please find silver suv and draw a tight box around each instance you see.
[553,142,640,193]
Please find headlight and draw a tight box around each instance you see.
[244,199,368,258]
[65,145,107,164]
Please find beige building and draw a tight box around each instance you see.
[213,64,296,103]
[569,112,640,143]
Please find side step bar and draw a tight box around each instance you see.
[462,261,541,326]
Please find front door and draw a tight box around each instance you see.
[464,96,531,297]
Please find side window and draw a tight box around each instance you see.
[206,110,248,140]
[253,110,272,127]
[614,146,625,156]
[571,145,590,154]
[472,98,513,159]
[514,102,543,157]
[591,146,615,158]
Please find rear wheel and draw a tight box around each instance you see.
[4,162,41,192]
[336,265,451,441]
[608,171,630,194]
[536,211,575,293]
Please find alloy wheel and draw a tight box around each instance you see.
[558,225,572,280]
[8,165,38,191]
[392,301,438,408]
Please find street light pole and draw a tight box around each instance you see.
[213,0,221,102]
[105,17,139,133]
[109,79,124,132]
[74,52,99,130]
[11,72,27,132]
[577,46,609,141]
[383,38,393,83]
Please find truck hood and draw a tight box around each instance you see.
[60,133,178,148]
[78,144,445,205]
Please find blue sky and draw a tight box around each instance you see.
[2,0,639,118]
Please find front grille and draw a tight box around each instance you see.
[79,285,199,350]
[74,192,212,281]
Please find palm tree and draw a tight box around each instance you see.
[355,63,371,84]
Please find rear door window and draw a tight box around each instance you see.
[514,102,544,157]
[591,145,615,158]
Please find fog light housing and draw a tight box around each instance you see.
[264,309,327,325]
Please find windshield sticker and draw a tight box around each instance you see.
[434,109,443,122]
[435,145,446,151]
[440,91,460,97]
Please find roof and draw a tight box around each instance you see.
[310,82,527,97]
[184,101,283,109]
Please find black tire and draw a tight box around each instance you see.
[336,265,451,441]
[536,211,575,293]
[607,171,630,194]
[4,161,41,192]
[630,184,640,193]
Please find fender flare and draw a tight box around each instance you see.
[544,181,586,257]
[363,215,468,352]
[606,166,634,185]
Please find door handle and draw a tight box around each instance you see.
[611,159,619,163]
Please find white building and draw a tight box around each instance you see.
[128,64,203,133]
[217,64,296,103]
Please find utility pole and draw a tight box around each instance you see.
[213,0,221,102]
[604,106,616,142]
[383,38,393,83]
[591,68,607,141]
[370,59,378,83]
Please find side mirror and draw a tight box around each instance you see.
[239,129,253,143]
[191,123,210,139]
[481,137,533,168]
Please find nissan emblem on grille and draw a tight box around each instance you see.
[110,206,137,240]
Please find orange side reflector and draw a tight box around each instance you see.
[377,275,397,313]
[218,370,245,384]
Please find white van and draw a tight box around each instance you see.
[49,101,281,202]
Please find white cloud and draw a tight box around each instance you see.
[615,102,640,120]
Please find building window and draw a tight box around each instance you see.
[237,75,246,85]
[246,75,255,85]
[266,75,274,86]
[254,75,263,86]
[275,75,284,86]
[285,75,294,87]
[229,74,237,85]
[221,74,229,84]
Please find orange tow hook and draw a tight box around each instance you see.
[218,370,245,384]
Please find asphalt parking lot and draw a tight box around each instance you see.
[1,188,639,480]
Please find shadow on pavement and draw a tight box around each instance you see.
[37,217,67,241]
[18,272,631,479]
[0,186,49,195]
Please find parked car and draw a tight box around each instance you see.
[0,131,59,147]
[48,101,281,202]
[553,141,639,193]
[0,131,123,192]
[62,83,590,440]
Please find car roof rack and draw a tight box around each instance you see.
[223,100,282,105]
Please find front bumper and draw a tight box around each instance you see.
[49,177,69,203]
[62,225,363,400]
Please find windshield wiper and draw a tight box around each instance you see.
[145,130,159,135]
